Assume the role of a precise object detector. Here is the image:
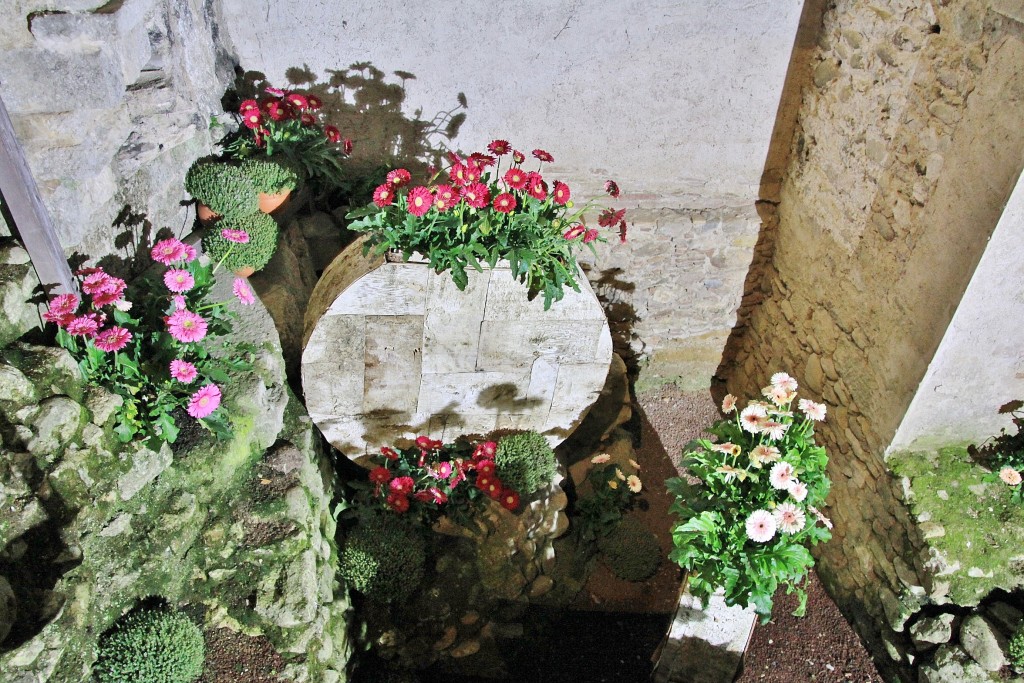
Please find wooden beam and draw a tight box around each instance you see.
[0,92,75,295]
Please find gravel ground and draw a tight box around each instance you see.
[635,385,883,683]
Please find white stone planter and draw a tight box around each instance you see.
[301,238,612,460]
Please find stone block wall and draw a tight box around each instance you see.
[719,1,1024,679]
[0,0,234,258]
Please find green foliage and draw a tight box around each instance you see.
[201,212,280,274]
[575,458,644,541]
[339,515,426,603]
[93,605,204,683]
[974,400,1024,504]
[598,516,662,582]
[239,158,299,194]
[184,161,258,220]
[495,431,557,495]
[1010,622,1024,672]
[667,376,833,622]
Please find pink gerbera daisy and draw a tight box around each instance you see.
[552,181,570,205]
[771,372,799,392]
[503,168,528,190]
[740,404,767,433]
[449,163,469,187]
[798,398,827,421]
[788,480,809,502]
[91,279,127,307]
[264,86,285,96]
[44,294,79,326]
[265,100,287,121]
[387,168,411,187]
[745,509,777,543]
[722,394,737,413]
[169,359,198,383]
[324,125,341,143]
[488,139,510,155]
[172,295,187,311]
[233,278,255,305]
[769,461,796,490]
[66,316,99,337]
[532,149,554,163]
[563,224,586,240]
[93,326,132,352]
[186,384,221,419]
[285,93,308,110]
[999,467,1022,486]
[220,229,250,244]
[433,184,458,211]
[166,309,208,343]
[493,192,516,213]
[242,109,262,129]
[774,502,806,534]
[164,269,195,293]
[512,149,525,164]
[406,186,433,216]
[473,441,497,460]
[461,182,490,209]
[372,184,395,207]
[389,476,414,495]
[761,421,788,441]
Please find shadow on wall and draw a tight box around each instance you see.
[225,62,468,209]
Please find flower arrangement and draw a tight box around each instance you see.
[346,141,628,310]
[575,454,645,541]
[43,235,257,445]
[220,85,351,190]
[667,372,833,622]
[353,433,561,527]
[973,399,1024,503]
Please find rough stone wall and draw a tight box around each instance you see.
[719,1,1024,679]
[0,0,234,258]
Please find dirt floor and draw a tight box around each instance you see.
[635,384,883,683]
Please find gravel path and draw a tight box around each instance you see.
[635,385,883,683]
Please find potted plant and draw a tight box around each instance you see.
[666,372,833,622]
[200,212,280,277]
[184,160,259,225]
[239,158,299,213]
[345,141,629,310]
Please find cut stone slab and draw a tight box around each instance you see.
[652,587,756,683]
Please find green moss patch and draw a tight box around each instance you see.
[888,446,1024,605]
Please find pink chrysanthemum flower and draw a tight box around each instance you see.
[221,229,250,244]
[745,509,777,543]
[552,181,570,205]
[774,502,806,534]
[372,184,395,207]
[164,269,195,293]
[406,186,433,217]
[604,179,620,198]
[722,394,737,413]
[512,149,525,164]
[583,228,599,244]
[563,224,586,240]
[488,139,510,155]
[769,461,796,490]
[503,168,528,190]
[740,404,767,433]
[386,168,411,187]
[170,359,198,383]
[493,192,516,213]
[1000,467,1023,486]
[166,309,208,343]
[93,326,132,352]
[462,182,490,209]
[232,278,255,305]
[324,125,341,143]
[66,316,99,337]
[798,398,827,421]
[187,384,221,419]
[532,148,554,163]
[151,238,187,265]
[788,480,809,502]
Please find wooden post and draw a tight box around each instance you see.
[0,91,76,295]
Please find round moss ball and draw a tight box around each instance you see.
[339,516,426,603]
[495,431,557,495]
[184,161,258,220]
[598,516,663,582]
[93,606,204,683]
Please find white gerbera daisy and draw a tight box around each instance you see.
[773,502,806,534]
[745,509,777,543]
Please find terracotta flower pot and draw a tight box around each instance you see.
[233,265,256,278]
[196,204,220,225]
[258,189,292,214]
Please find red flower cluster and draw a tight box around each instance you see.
[238,87,351,152]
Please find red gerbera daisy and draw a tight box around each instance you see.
[552,181,570,205]
[463,162,482,184]
[386,492,410,513]
[462,182,490,209]
[242,109,262,129]
[434,184,458,211]
[343,138,354,154]
[488,139,510,155]
[563,224,586,240]
[468,152,495,168]
[503,168,528,190]
[239,99,259,114]
[372,184,395,207]
[512,149,525,164]
[285,93,309,110]
[476,460,495,476]
[500,490,520,511]
[387,168,411,187]
[493,192,516,213]
[475,475,492,491]
[532,149,554,163]
[307,95,323,110]
[324,125,341,143]
[598,207,627,228]
[299,112,316,126]
[583,228,599,243]
[265,100,287,121]
[449,163,469,187]
[526,173,548,201]
[381,446,400,460]
[406,186,433,216]
[369,466,392,484]
[604,179,620,198]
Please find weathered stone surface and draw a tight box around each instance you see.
[919,644,1000,683]
[959,614,1008,672]
[27,397,85,458]
[0,574,16,645]
[910,613,955,648]
[117,443,173,501]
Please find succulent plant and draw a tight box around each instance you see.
[184,161,258,220]
[92,604,204,683]
[201,211,279,274]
